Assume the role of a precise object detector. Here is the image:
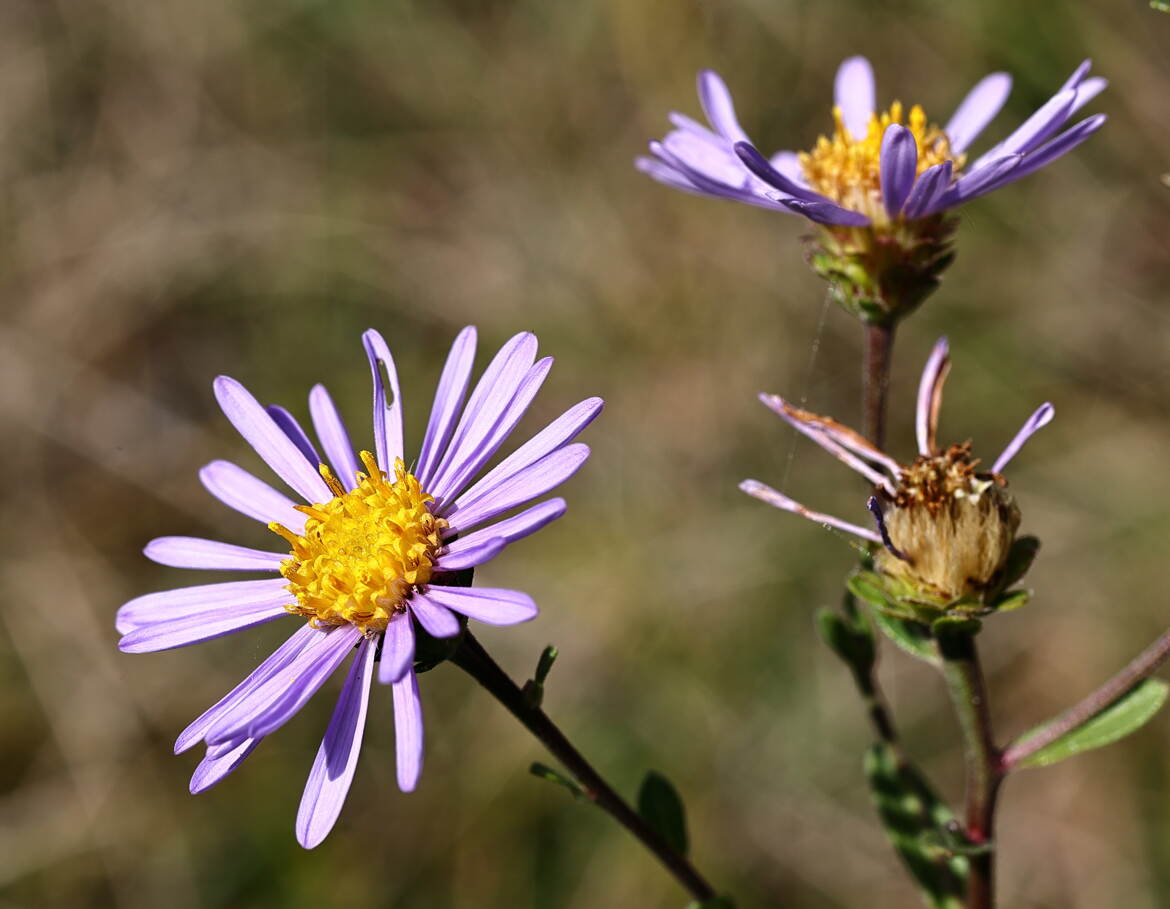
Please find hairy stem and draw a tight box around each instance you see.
[450,631,719,904]
[863,322,896,449]
[937,631,1002,909]
[1002,623,1170,769]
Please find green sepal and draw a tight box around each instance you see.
[637,770,689,856]
[931,615,983,638]
[865,742,968,909]
[991,589,1030,613]
[529,762,587,802]
[522,644,559,709]
[1013,678,1169,770]
[871,610,938,665]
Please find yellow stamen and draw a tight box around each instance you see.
[271,451,447,634]
[799,102,963,224]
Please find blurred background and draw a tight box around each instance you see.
[0,0,1168,906]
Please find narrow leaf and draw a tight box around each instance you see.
[637,770,689,856]
[1015,678,1169,770]
[529,762,587,801]
[871,610,938,665]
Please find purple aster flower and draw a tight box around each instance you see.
[742,337,1051,616]
[638,59,1106,322]
[117,327,602,848]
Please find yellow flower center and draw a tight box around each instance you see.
[269,452,446,634]
[800,102,963,224]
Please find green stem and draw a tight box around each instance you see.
[449,631,720,904]
[937,630,1002,909]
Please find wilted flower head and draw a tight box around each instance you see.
[117,327,601,847]
[639,58,1106,323]
[741,338,1050,620]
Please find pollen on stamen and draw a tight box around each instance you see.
[799,101,963,224]
[269,451,447,634]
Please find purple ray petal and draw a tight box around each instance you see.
[636,156,705,195]
[392,671,424,792]
[945,72,1012,154]
[834,56,875,139]
[144,537,286,572]
[915,337,951,456]
[441,499,565,549]
[739,479,882,543]
[768,151,806,185]
[443,398,602,521]
[734,142,830,204]
[923,155,1022,214]
[902,161,954,219]
[118,593,291,652]
[199,460,305,530]
[416,326,477,488]
[649,140,791,211]
[296,636,375,849]
[423,586,538,626]
[991,403,1054,474]
[880,124,918,217]
[176,623,323,753]
[443,444,590,534]
[697,70,749,143]
[1070,77,1106,114]
[190,737,260,794]
[213,377,332,505]
[426,332,537,489]
[435,536,507,571]
[117,577,290,635]
[984,115,1106,191]
[362,330,405,470]
[970,90,1076,171]
[758,394,895,491]
[378,614,415,684]
[409,595,462,638]
[308,384,361,491]
[266,405,322,468]
[778,197,871,227]
[204,624,362,745]
[430,356,554,503]
[1059,59,1093,94]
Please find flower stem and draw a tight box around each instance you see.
[1002,623,1170,770]
[863,322,896,449]
[937,629,1002,909]
[449,631,720,904]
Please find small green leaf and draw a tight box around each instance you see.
[871,610,938,664]
[637,771,689,856]
[1015,678,1169,770]
[529,762,587,801]
[931,615,982,637]
[816,604,875,675]
[992,589,1030,613]
[523,644,559,708]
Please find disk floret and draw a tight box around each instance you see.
[270,452,446,634]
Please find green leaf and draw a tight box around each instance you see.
[871,610,938,664]
[931,615,982,637]
[1015,678,1170,770]
[1152,0,1169,11]
[522,644,560,708]
[816,604,875,675]
[637,771,689,856]
[865,743,968,909]
[529,762,587,801]
[992,589,1030,613]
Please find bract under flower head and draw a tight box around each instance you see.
[638,57,1106,324]
[116,326,603,848]
[742,337,1050,622]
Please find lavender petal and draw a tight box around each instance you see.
[435,536,507,571]
[879,124,918,217]
[914,337,951,457]
[116,577,290,635]
[392,671,424,792]
[441,498,565,549]
[296,636,375,849]
[378,614,415,684]
[144,537,286,572]
[970,90,1076,171]
[362,330,405,470]
[119,594,290,652]
[190,737,260,794]
[734,142,830,203]
[422,586,538,625]
[697,70,749,143]
[443,444,590,534]
[991,403,1055,474]
[635,156,705,195]
[199,460,305,531]
[944,72,1012,154]
[739,479,882,543]
[308,384,361,491]
[779,197,871,227]
[923,155,1022,214]
[902,161,954,220]
[409,595,463,638]
[834,55,876,138]
[416,326,477,488]
[213,377,332,505]
[266,405,322,468]
[990,115,1107,188]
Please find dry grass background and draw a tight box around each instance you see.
[1,1,1168,907]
